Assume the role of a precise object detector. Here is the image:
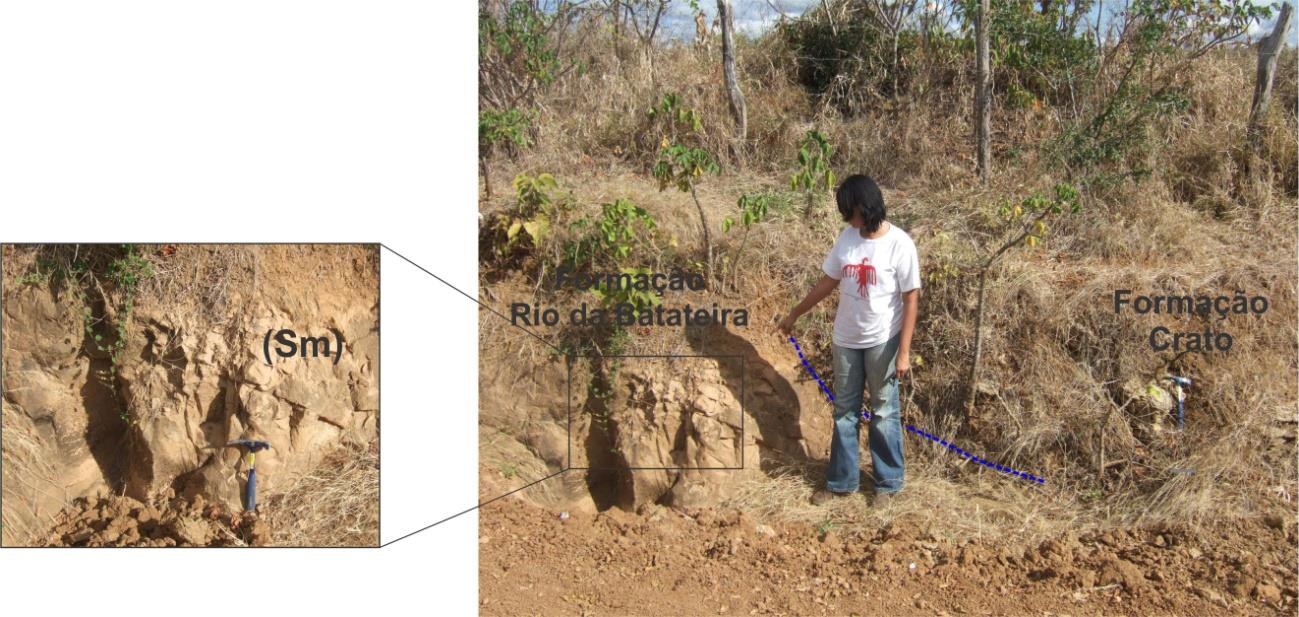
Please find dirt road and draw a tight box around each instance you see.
[480,495,1295,616]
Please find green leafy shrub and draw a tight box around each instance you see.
[93,244,154,427]
[722,191,778,292]
[479,107,534,198]
[653,142,720,284]
[646,92,703,147]
[478,1,575,110]
[590,266,663,315]
[789,130,836,217]
[1049,0,1270,188]
[653,144,720,192]
[782,7,919,109]
[962,0,1097,107]
[565,198,659,266]
[484,172,572,269]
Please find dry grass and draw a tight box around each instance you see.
[719,459,1082,546]
[139,244,261,324]
[265,440,379,547]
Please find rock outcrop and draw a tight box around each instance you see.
[479,331,825,514]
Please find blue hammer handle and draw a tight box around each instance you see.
[246,466,258,511]
[1166,376,1191,431]
[226,440,271,511]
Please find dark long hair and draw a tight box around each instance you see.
[835,174,886,234]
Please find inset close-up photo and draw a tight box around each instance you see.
[2,244,379,547]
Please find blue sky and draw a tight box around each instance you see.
[658,0,1296,46]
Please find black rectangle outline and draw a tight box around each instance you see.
[0,242,382,549]
[565,352,745,471]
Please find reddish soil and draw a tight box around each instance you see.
[42,491,270,547]
[480,496,1296,616]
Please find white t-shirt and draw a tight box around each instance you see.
[820,222,922,349]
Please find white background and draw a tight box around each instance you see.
[0,2,479,615]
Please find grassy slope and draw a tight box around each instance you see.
[478,30,1297,538]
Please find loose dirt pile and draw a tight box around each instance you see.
[42,490,270,547]
[38,439,379,548]
[480,493,1296,616]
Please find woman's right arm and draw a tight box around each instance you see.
[777,274,839,336]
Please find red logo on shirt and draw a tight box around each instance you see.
[842,257,877,295]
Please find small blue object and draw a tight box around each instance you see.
[1165,375,1192,431]
[226,440,272,511]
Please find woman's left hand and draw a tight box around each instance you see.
[896,353,910,380]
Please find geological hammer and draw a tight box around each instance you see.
[1163,375,1192,431]
[226,439,272,511]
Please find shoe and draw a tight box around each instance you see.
[872,490,899,508]
[810,488,853,506]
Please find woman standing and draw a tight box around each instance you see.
[777,175,921,506]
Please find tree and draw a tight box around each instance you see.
[479,108,532,199]
[974,0,992,182]
[653,143,721,285]
[861,0,922,98]
[1056,0,1272,186]
[611,0,670,66]
[789,130,835,219]
[717,0,748,161]
[647,93,718,284]
[965,183,1080,420]
[478,1,580,197]
[722,192,776,293]
[478,1,579,112]
[1248,2,1294,149]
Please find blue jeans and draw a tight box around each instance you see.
[826,334,906,494]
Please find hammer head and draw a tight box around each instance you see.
[1166,375,1192,388]
[226,439,272,452]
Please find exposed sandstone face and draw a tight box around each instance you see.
[2,245,379,546]
[2,285,102,544]
[599,365,753,510]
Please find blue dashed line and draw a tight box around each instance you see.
[789,336,1045,485]
[790,336,837,402]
